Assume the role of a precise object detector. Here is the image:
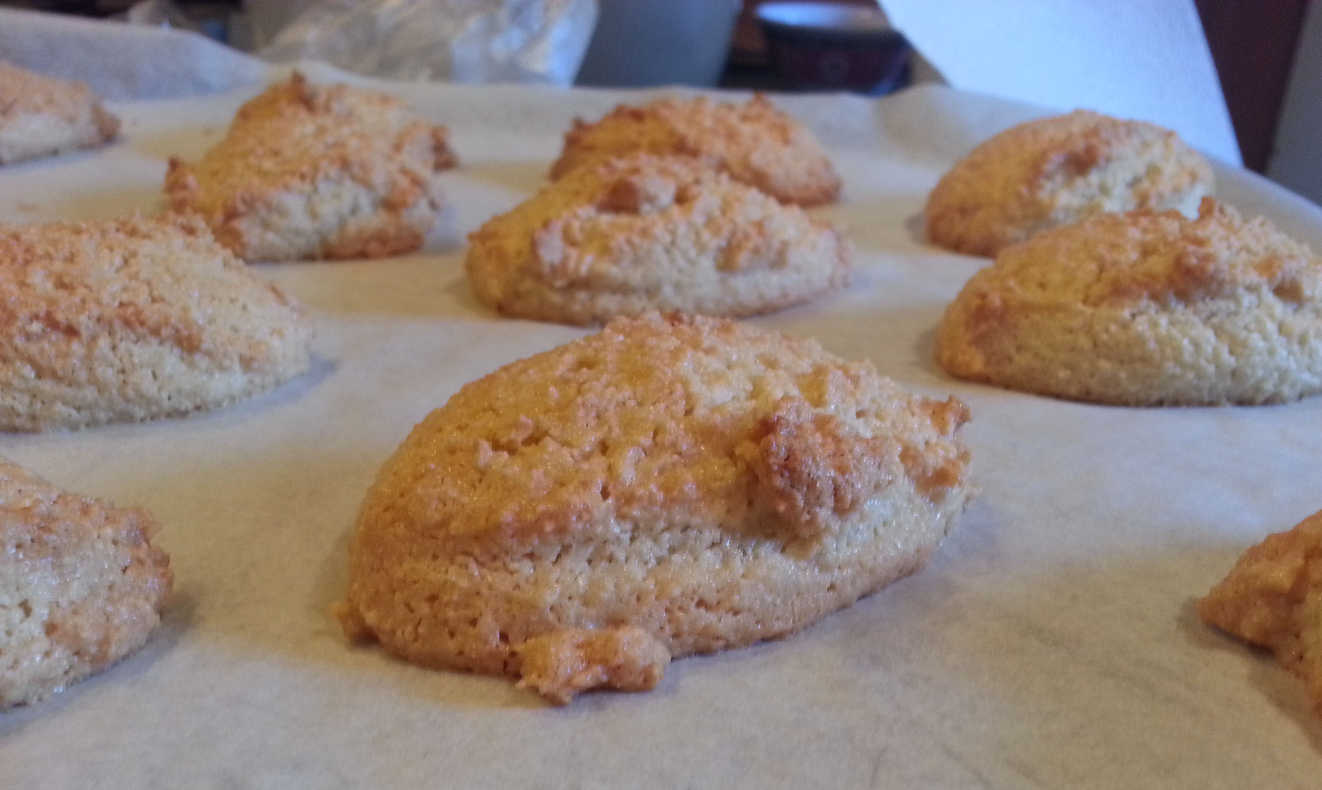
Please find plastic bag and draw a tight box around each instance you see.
[253,0,598,85]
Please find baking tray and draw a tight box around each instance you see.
[2,64,1320,788]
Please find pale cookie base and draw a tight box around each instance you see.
[515,627,671,705]
[201,169,446,262]
[937,291,1322,406]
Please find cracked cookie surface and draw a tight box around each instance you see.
[338,313,972,703]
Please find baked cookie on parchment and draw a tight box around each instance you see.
[0,61,119,165]
[925,110,1213,257]
[1200,508,1322,716]
[1,459,171,709]
[549,94,841,206]
[0,213,312,431]
[337,313,972,704]
[936,198,1322,406]
[467,153,851,325]
[165,72,457,261]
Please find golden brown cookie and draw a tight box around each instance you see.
[925,110,1213,257]
[0,459,171,709]
[0,213,313,431]
[1200,508,1322,715]
[467,153,851,325]
[338,313,973,704]
[0,61,119,165]
[936,199,1322,405]
[165,72,457,261]
[549,94,841,206]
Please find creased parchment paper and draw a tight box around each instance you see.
[1,63,1320,788]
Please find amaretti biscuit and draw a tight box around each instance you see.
[549,95,841,206]
[165,72,457,261]
[936,199,1322,406]
[0,214,312,431]
[925,110,1213,257]
[466,153,851,325]
[0,61,119,165]
[1200,508,1322,715]
[338,313,972,704]
[1,459,171,709]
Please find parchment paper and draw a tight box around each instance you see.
[1,63,1320,789]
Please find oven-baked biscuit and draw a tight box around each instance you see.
[1200,508,1322,715]
[467,153,851,325]
[0,61,119,165]
[925,110,1213,257]
[164,72,457,261]
[337,313,973,704]
[549,95,841,206]
[936,199,1322,405]
[1,459,171,708]
[0,213,313,431]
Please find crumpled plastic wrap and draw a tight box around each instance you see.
[253,0,598,85]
